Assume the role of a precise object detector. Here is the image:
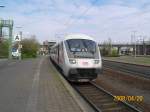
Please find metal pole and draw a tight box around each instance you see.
[138,35,142,56]
[16,26,22,60]
[0,26,2,37]
[133,31,137,57]
[142,38,146,56]
[8,26,12,59]
[144,42,146,56]
[19,31,22,60]
[143,36,147,55]
[137,40,139,56]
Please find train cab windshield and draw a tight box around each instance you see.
[66,39,99,58]
[67,39,96,52]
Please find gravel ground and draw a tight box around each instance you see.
[94,68,150,112]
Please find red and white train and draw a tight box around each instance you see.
[50,34,102,82]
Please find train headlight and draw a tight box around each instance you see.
[94,60,99,64]
[69,59,76,64]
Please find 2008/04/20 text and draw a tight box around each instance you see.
[114,96,144,102]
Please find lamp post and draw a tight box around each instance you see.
[16,26,22,60]
[132,31,137,57]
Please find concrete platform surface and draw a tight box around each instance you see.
[0,56,94,112]
[35,57,83,112]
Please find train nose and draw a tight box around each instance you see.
[68,68,98,81]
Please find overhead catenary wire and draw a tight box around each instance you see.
[64,0,99,31]
[55,0,99,40]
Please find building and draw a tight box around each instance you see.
[39,41,56,55]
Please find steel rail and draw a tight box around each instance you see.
[103,65,150,79]
[103,60,150,79]
[72,82,142,112]
[91,82,142,112]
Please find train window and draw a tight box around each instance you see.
[66,39,96,53]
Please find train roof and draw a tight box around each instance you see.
[51,34,95,49]
[64,34,95,41]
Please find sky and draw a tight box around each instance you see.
[1,0,150,43]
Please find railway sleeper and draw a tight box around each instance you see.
[100,102,119,108]
[102,107,128,112]
[93,99,115,104]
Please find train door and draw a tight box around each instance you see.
[57,45,60,64]
[59,42,64,67]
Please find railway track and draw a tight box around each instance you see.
[72,82,142,112]
[103,60,150,78]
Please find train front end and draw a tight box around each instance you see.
[64,35,102,82]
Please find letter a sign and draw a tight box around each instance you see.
[14,34,21,41]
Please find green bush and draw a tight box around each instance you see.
[100,48,109,56]
[100,39,119,57]
[21,37,39,59]
[0,40,9,58]
[100,48,119,57]
[110,49,119,57]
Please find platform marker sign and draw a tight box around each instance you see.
[14,34,21,41]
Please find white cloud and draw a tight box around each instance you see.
[1,0,150,43]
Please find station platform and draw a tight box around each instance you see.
[34,57,94,112]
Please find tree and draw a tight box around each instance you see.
[100,38,118,57]
[100,41,109,56]
[21,37,39,58]
[0,39,9,58]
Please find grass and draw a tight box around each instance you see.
[103,56,150,66]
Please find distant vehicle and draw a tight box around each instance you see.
[50,34,102,82]
[12,48,20,58]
